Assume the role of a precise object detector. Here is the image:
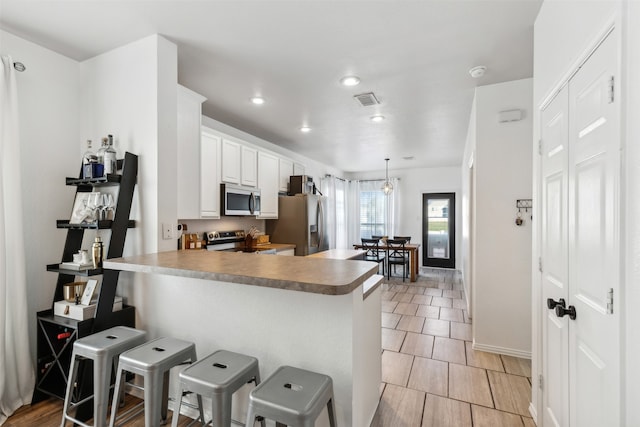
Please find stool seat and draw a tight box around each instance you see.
[109,337,197,427]
[172,350,263,427]
[246,366,336,427]
[61,326,147,427]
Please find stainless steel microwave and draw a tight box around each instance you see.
[221,184,261,216]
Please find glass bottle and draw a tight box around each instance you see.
[82,139,96,179]
[104,134,117,175]
[96,138,107,176]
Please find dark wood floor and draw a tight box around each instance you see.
[4,395,197,427]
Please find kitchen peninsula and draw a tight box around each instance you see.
[104,250,382,426]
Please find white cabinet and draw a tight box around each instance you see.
[177,85,206,219]
[279,158,293,192]
[241,145,258,187]
[257,151,279,218]
[221,139,241,184]
[221,140,257,187]
[200,130,221,218]
[294,162,305,176]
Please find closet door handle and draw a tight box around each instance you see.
[555,305,577,320]
[546,298,565,310]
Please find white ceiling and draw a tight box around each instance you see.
[0,0,541,173]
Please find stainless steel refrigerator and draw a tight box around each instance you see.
[266,194,329,256]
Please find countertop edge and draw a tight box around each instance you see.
[104,251,379,296]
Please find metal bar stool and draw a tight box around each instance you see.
[171,349,265,427]
[245,365,337,427]
[61,326,147,427]
[108,337,197,427]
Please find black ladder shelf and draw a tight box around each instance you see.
[32,152,138,413]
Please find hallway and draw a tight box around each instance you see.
[372,269,534,427]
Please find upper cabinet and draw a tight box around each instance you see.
[294,162,305,176]
[221,139,241,184]
[241,145,258,187]
[200,129,221,218]
[279,158,293,193]
[257,151,279,219]
[177,85,207,220]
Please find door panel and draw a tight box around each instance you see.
[541,85,569,427]
[422,193,455,269]
[568,29,620,426]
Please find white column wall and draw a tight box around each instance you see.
[461,96,477,314]
[79,34,177,256]
[462,79,533,357]
[0,30,81,365]
[534,1,638,424]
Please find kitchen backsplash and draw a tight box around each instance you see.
[180,217,266,237]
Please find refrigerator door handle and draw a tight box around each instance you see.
[318,199,324,250]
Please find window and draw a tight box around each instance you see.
[359,180,387,239]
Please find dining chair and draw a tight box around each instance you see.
[393,236,411,243]
[361,238,385,275]
[386,238,410,281]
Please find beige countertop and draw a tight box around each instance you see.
[104,250,379,295]
[306,249,366,260]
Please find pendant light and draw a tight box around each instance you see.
[382,158,393,195]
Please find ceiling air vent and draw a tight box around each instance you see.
[353,92,380,107]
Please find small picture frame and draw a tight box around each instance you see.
[70,192,100,224]
[80,279,98,305]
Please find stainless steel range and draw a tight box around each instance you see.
[205,230,245,251]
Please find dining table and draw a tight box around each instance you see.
[353,242,421,282]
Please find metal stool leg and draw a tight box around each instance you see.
[93,354,112,427]
[327,397,337,427]
[61,350,81,427]
[108,366,125,427]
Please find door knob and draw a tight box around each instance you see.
[555,304,577,320]
[546,298,566,310]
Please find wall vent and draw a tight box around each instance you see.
[354,92,380,107]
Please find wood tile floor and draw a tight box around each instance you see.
[372,268,534,427]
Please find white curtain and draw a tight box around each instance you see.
[320,175,348,249]
[1,56,35,424]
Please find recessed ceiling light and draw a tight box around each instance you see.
[340,75,361,87]
[300,126,311,133]
[370,115,385,122]
[251,96,265,105]
[402,156,414,160]
[469,66,486,78]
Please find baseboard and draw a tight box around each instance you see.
[529,402,538,425]
[472,342,532,359]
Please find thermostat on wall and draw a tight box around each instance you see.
[498,109,523,123]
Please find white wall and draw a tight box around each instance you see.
[461,96,477,313]
[346,166,462,269]
[0,30,81,364]
[80,34,178,256]
[462,78,533,358]
[533,2,638,424]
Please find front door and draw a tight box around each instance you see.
[540,27,620,427]
[422,193,455,269]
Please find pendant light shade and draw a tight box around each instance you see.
[382,158,393,195]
